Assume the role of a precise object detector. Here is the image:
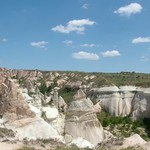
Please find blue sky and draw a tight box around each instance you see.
[0,0,150,73]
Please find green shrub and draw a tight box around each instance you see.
[59,88,78,105]
[17,146,35,150]
[97,110,149,140]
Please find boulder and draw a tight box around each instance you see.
[42,107,59,121]
[141,141,150,150]
[64,89,104,146]
[22,89,33,103]
[5,117,63,141]
[121,134,146,148]
[28,104,41,118]
[69,137,95,149]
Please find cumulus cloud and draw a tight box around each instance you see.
[30,41,48,48]
[114,3,142,16]
[63,40,73,46]
[81,43,95,47]
[51,19,96,34]
[1,38,7,42]
[82,4,89,9]
[80,43,95,47]
[132,37,150,44]
[140,55,149,61]
[72,51,99,60]
[101,50,121,57]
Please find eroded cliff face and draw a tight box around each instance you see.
[0,78,35,120]
[65,89,104,146]
[131,90,150,120]
[0,68,150,149]
[0,77,65,142]
[90,86,150,120]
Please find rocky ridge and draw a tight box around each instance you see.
[90,86,150,120]
[0,68,150,149]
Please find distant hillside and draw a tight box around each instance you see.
[40,70,150,87]
[1,68,150,88]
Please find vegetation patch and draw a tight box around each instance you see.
[0,127,15,138]
[97,110,150,141]
[59,87,78,105]
[17,146,35,150]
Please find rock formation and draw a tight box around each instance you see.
[0,78,35,120]
[49,87,67,112]
[131,89,150,120]
[0,68,150,149]
[90,86,133,116]
[52,87,59,109]
[90,86,150,120]
[64,89,104,146]
[58,96,67,112]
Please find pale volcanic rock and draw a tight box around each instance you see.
[58,96,67,112]
[65,81,82,89]
[24,79,36,94]
[121,134,146,149]
[65,89,104,146]
[90,86,150,120]
[131,91,150,120]
[69,137,95,149]
[73,89,87,100]
[91,86,121,116]
[90,86,137,117]
[5,117,63,141]
[0,78,35,120]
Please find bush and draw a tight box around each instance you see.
[17,146,35,150]
[59,88,78,105]
[96,110,149,140]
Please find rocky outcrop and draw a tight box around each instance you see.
[69,137,95,149]
[65,81,82,89]
[90,86,150,120]
[5,117,63,141]
[0,78,35,120]
[120,134,146,149]
[90,86,132,116]
[16,70,43,80]
[131,89,150,120]
[64,89,104,146]
[58,96,67,112]
[0,78,64,142]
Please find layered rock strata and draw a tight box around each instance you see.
[90,86,150,120]
[0,78,35,120]
[65,89,104,146]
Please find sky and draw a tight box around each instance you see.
[0,0,150,73]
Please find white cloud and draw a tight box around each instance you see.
[72,51,99,60]
[101,50,121,57]
[63,40,73,46]
[51,19,96,34]
[1,38,7,42]
[114,3,142,16]
[140,55,149,61]
[82,4,89,9]
[30,41,48,48]
[80,43,95,47]
[132,37,150,44]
